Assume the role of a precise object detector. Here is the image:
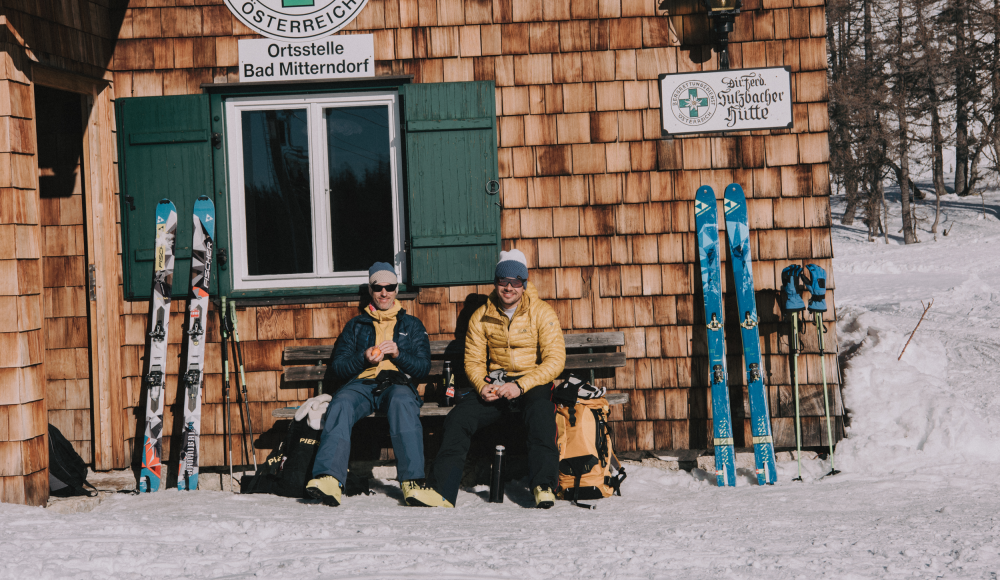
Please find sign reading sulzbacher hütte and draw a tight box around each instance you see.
[658,67,793,136]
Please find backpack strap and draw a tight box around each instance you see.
[600,411,626,496]
[606,467,627,497]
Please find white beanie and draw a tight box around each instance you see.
[495,249,528,280]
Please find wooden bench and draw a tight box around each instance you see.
[272,331,629,418]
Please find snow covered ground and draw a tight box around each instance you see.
[2,190,999,579]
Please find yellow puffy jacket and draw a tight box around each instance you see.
[464,281,566,394]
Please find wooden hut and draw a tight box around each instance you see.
[0,0,839,506]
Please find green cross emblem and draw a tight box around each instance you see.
[283,0,315,6]
[678,89,709,118]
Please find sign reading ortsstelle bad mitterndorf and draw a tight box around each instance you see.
[239,35,375,81]
[658,67,793,135]
[225,0,368,41]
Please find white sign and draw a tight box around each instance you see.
[658,67,793,135]
[239,35,375,82]
[224,0,369,41]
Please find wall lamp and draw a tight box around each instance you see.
[703,0,742,70]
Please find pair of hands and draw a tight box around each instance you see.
[481,382,521,402]
[364,341,399,365]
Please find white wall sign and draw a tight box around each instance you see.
[239,35,375,82]
[225,0,369,41]
[658,67,793,135]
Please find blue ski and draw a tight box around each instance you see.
[178,196,215,491]
[694,186,737,487]
[723,183,777,485]
[140,199,177,493]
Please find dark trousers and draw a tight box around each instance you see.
[429,383,558,505]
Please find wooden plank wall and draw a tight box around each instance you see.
[35,86,94,463]
[0,4,124,502]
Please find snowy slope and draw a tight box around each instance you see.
[1,192,999,579]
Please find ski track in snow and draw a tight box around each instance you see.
[2,193,1000,579]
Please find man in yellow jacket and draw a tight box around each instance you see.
[423,249,566,508]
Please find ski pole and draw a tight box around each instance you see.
[220,297,235,491]
[815,312,839,476]
[791,311,803,482]
[803,263,839,477]
[781,264,806,482]
[229,301,258,471]
[227,304,250,470]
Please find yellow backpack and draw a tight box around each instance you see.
[555,392,627,506]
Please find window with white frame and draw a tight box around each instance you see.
[225,91,405,290]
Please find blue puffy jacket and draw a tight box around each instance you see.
[330,309,432,383]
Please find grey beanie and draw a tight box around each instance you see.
[368,262,398,285]
[495,249,528,280]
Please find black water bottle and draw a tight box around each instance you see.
[489,445,505,503]
[442,360,455,407]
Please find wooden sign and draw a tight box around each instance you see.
[658,67,793,135]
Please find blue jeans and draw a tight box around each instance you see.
[311,379,425,484]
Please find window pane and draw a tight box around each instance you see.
[326,106,394,273]
[241,109,313,276]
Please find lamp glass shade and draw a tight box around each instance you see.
[705,0,739,11]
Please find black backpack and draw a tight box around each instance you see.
[240,416,370,498]
[48,424,96,497]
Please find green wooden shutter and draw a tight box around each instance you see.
[400,81,500,286]
[115,95,216,300]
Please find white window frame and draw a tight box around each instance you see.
[224,91,406,290]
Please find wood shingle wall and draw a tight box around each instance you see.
[0,0,841,484]
[0,21,48,506]
[104,0,840,466]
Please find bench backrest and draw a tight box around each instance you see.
[282,331,626,383]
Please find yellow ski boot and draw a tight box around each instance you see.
[533,485,555,509]
[401,480,454,507]
[306,475,342,506]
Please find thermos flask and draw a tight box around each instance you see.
[489,445,505,503]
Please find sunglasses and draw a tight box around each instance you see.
[370,283,398,292]
[495,277,524,288]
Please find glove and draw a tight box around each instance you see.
[780,265,805,312]
[484,369,509,385]
[294,393,332,430]
[803,264,827,312]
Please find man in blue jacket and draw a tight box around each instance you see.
[306,262,438,507]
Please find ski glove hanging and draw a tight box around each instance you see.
[803,264,827,312]
[781,265,805,312]
[294,394,332,430]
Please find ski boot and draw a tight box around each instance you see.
[306,475,342,506]
[401,480,454,507]
[533,485,555,509]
